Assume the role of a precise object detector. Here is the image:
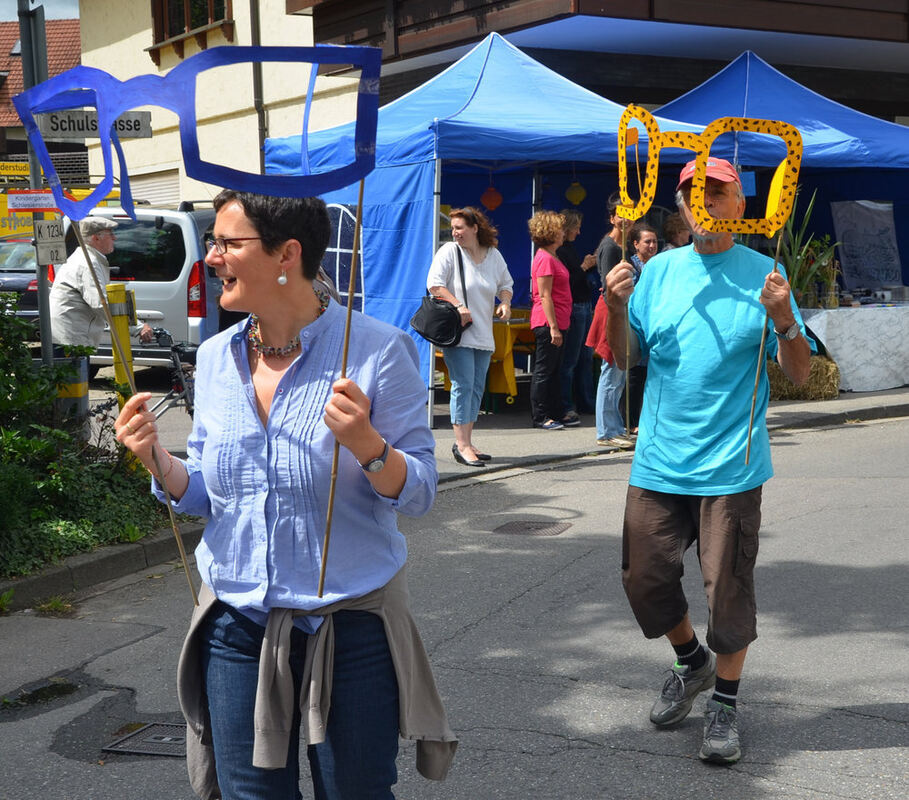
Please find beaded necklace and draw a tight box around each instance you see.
[247,288,330,358]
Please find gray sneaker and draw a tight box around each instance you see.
[649,649,716,727]
[699,698,741,764]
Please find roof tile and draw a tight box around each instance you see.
[1,19,81,128]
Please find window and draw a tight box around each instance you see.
[158,0,227,40]
[149,0,234,65]
[323,203,364,312]
[65,220,187,283]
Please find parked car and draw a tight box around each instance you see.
[61,204,241,368]
[0,238,42,334]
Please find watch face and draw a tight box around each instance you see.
[361,439,388,472]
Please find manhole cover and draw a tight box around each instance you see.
[492,520,571,537]
[103,722,186,757]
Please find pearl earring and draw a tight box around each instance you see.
[277,270,288,286]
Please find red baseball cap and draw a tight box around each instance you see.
[676,157,742,191]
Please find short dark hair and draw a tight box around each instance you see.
[630,222,657,245]
[213,190,331,281]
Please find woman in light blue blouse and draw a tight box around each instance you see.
[116,191,455,799]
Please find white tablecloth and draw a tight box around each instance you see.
[801,305,909,392]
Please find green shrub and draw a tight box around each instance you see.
[0,297,175,578]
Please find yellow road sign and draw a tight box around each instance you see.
[0,162,31,177]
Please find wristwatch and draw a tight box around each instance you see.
[774,322,801,341]
[357,438,389,473]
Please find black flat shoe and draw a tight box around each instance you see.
[452,443,485,467]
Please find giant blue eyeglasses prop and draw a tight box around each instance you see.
[13,45,381,220]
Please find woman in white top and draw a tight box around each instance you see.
[427,207,514,467]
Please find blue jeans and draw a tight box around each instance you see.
[559,302,595,413]
[596,360,625,439]
[200,603,400,800]
[442,346,491,425]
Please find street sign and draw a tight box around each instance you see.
[6,189,59,213]
[0,162,31,177]
[36,110,153,140]
[35,218,66,265]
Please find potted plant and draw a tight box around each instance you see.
[779,188,840,308]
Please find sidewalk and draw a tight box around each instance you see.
[2,385,907,610]
[431,383,909,483]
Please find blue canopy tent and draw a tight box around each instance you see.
[657,51,909,285]
[265,32,701,387]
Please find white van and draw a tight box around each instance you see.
[62,204,242,368]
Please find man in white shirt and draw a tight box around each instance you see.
[50,217,153,348]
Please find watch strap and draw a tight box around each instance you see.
[774,322,800,341]
[357,438,389,472]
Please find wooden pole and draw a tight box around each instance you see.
[317,178,365,598]
[622,222,632,437]
[72,223,198,605]
[745,232,784,465]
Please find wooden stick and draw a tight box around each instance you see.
[745,232,784,465]
[317,178,365,598]
[72,224,198,605]
[622,222,632,437]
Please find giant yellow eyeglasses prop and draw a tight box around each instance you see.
[615,105,803,237]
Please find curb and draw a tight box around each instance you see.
[0,523,204,612]
[766,401,909,431]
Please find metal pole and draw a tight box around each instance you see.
[18,0,52,365]
[427,156,441,429]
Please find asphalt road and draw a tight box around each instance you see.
[1,415,907,799]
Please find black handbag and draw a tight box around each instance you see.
[410,246,471,347]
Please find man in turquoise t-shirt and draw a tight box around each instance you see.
[604,158,811,765]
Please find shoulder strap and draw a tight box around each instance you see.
[456,246,468,308]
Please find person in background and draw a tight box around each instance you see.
[427,207,513,467]
[604,157,811,766]
[589,193,635,448]
[585,293,634,450]
[624,222,659,433]
[629,223,658,275]
[596,192,633,289]
[116,190,456,798]
[50,217,154,350]
[662,212,691,250]
[528,210,571,430]
[556,209,597,424]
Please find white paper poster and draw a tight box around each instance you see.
[830,200,902,289]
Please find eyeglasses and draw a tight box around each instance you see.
[205,236,262,255]
[13,45,381,222]
[615,105,803,237]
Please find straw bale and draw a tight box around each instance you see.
[767,355,840,401]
